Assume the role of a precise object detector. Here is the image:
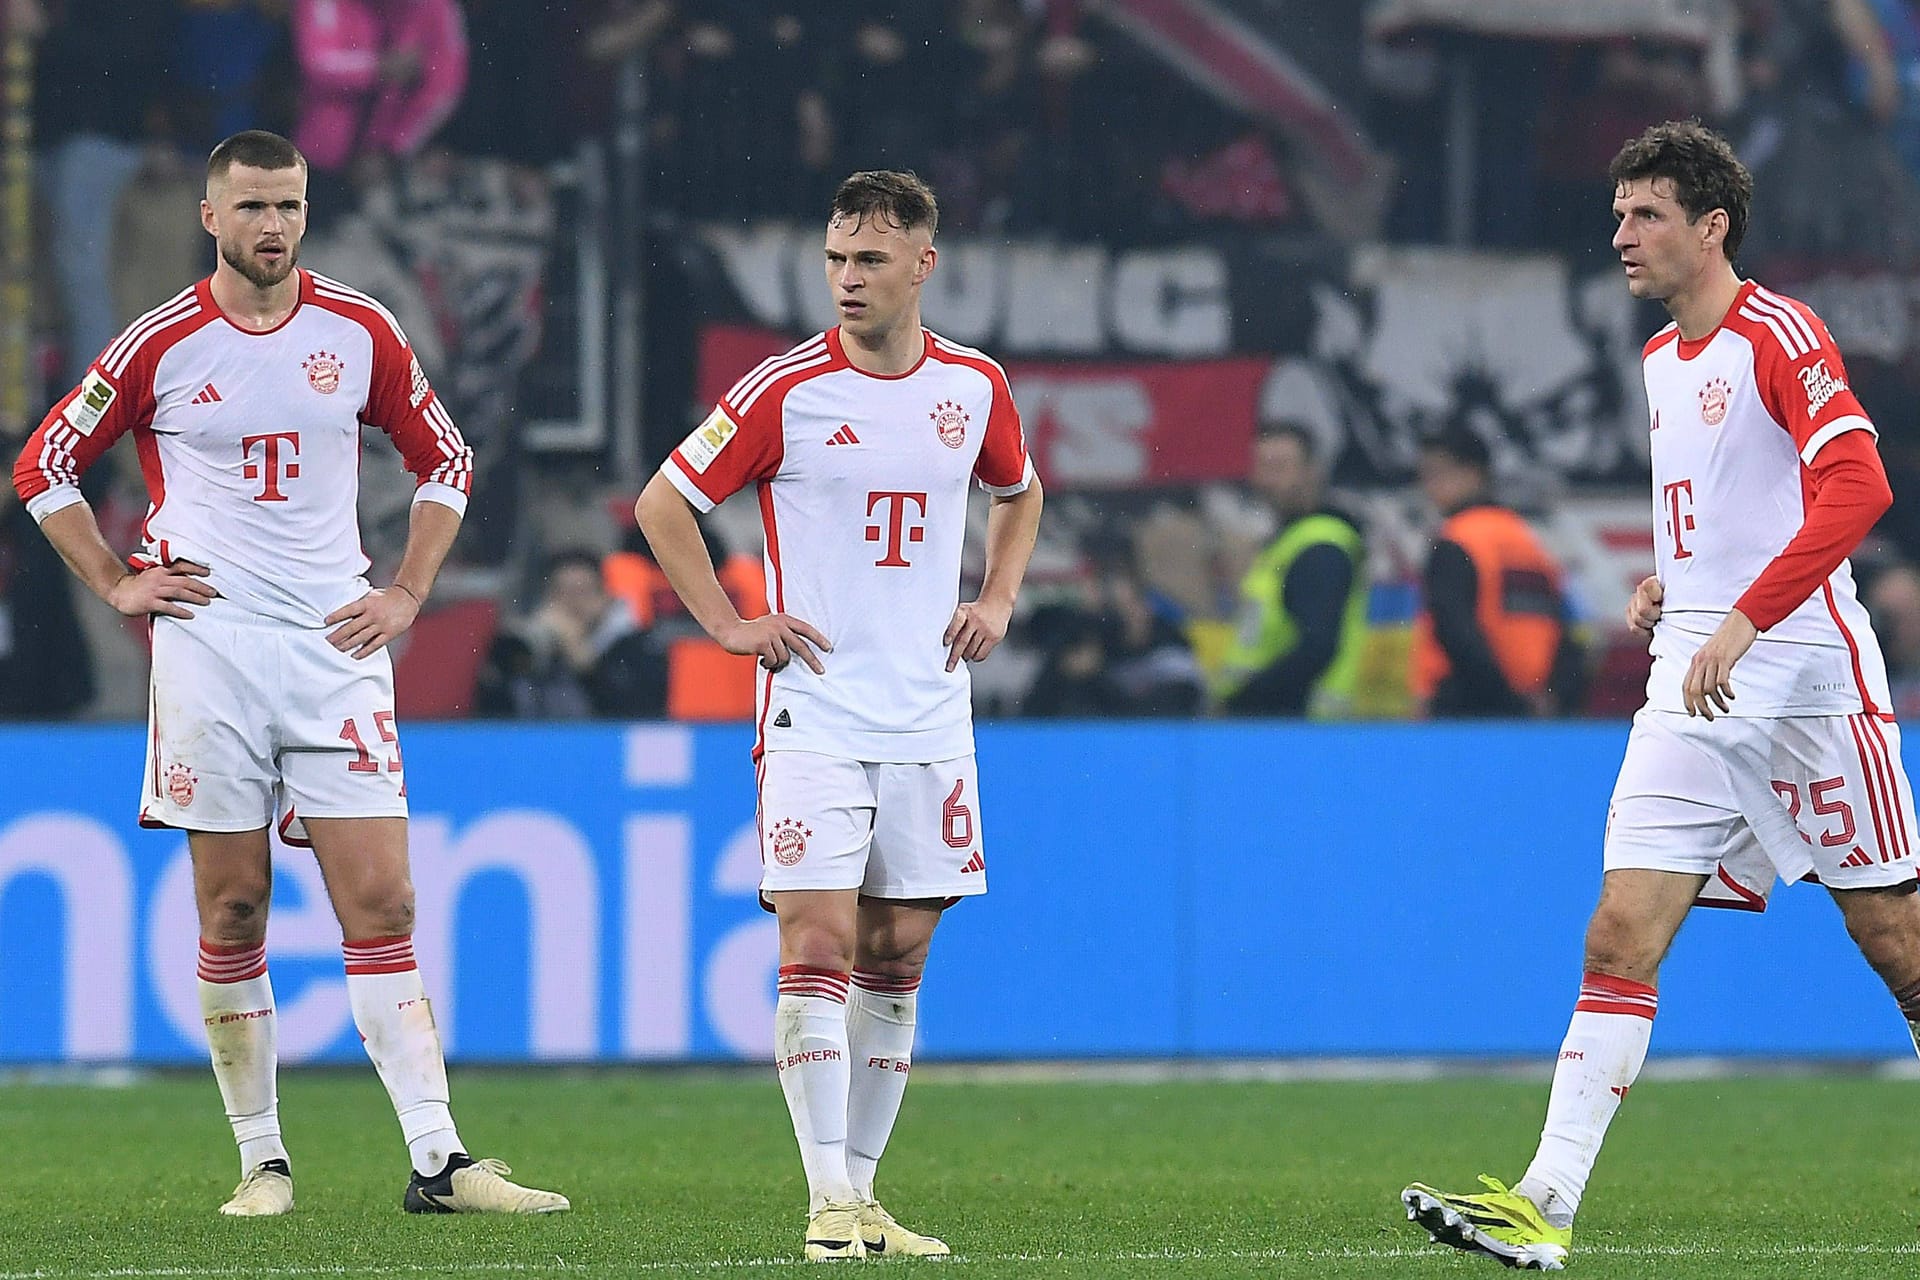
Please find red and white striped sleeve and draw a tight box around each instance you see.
[661,338,825,512]
[313,273,473,514]
[1744,285,1873,464]
[10,287,201,523]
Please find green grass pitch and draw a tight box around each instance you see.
[3,1069,1919,1278]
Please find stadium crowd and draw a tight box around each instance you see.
[10,0,1920,722]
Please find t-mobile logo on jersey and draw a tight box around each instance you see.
[865,491,928,567]
[1662,478,1695,560]
[241,431,302,503]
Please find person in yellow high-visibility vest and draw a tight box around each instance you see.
[1214,420,1368,717]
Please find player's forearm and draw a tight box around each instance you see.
[636,473,741,638]
[36,502,134,604]
[976,479,1044,610]
[391,498,464,601]
[1733,445,1892,631]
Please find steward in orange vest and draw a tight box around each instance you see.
[1411,429,1585,717]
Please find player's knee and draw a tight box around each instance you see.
[204,886,271,943]
[1582,908,1662,979]
[349,887,415,938]
[779,922,856,972]
[1841,896,1919,977]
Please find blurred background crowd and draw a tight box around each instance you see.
[8,0,1920,724]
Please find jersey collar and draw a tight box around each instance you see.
[827,325,932,379]
[1674,279,1755,361]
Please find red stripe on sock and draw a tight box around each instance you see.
[852,970,921,995]
[778,964,849,1001]
[1578,971,1657,999]
[1573,998,1658,1019]
[197,940,267,983]
[1574,971,1658,1019]
[343,935,417,976]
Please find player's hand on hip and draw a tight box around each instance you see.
[1682,608,1757,720]
[1626,575,1664,639]
[719,613,830,675]
[945,598,1013,672]
[324,587,420,660]
[110,560,217,619]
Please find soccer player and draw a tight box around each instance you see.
[11,130,566,1218]
[1401,119,1918,1270]
[636,170,1042,1261]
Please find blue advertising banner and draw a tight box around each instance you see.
[0,723,1908,1063]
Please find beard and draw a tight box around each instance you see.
[221,238,298,289]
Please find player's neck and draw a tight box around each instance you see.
[1666,265,1743,342]
[210,267,301,333]
[839,318,925,376]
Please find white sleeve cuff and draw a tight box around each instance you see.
[412,482,470,516]
[26,484,85,524]
[1801,414,1876,465]
[663,458,718,512]
[977,457,1036,498]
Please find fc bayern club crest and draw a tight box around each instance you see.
[165,762,198,808]
[930,399,970,449]
[303,350,343,395]
[769,817,812,867]
[1698,377,1730,426]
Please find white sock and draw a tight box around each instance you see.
[344,936,463,1177]
[775,965,857,1211]
[845,970,920,1201]
[198,940,288,1176]
[1517,971,1658,1226]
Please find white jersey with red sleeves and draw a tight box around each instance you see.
[663,326,1034,762]
[12,270,472,627]
[1642,279,1888,715]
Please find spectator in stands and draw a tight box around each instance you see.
[177,0,296,148]
[1867,559,1920,717]
[603,517,765,634]
[1212,420,1369,718]
[1020,559,1204,720]
[1736,0,1920,265]
[1411,428,1585,718]
[291,0,468,211]
[1021,527,1205,718]
[31,0,176,385]
[1838,0,1920,182]
[473,548,665,719]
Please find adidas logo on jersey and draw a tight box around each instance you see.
[825,425,861,446]
[960,851,984,874]
[190,383,223,405]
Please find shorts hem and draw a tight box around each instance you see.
[858,883,986,900]
[288,807,409,820]
[1601,850,1721,877]
[136,812,272,833]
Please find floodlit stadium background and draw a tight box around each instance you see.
[6,0,1920,1065]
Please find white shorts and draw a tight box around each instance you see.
[756,751,987,901]
[1604,709,1918,892]
[140,606,408,836]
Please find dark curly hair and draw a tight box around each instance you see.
[1608,120,1752,262]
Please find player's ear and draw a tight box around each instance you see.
[914,244,937,286]
[1701,208,1727,253]
[200,199,218,237]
